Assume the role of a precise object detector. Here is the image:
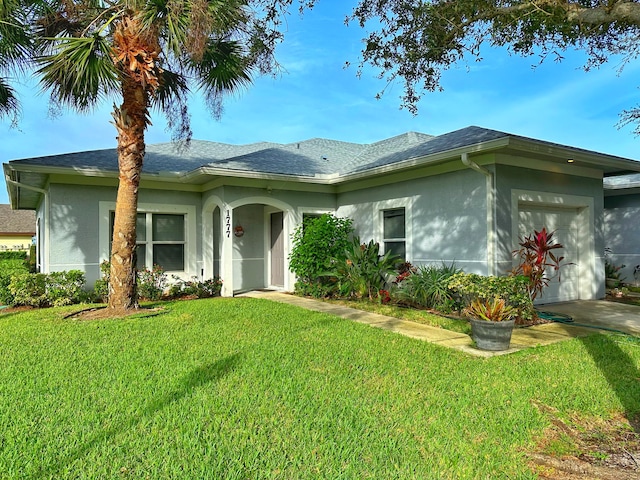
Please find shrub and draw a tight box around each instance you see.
[168,275,223,299]
[9,273,48,307]
[137,265,167,301]
[0,251,27,261]
[294,280,337,299]
[395,262,462,312]
[289,214,353,296]
[512,227,570,302]
[0,273,15,305]
[6,270,88,307]
[28,245,37,273]
[94,260,111,302]
[448,273,534,321]
[46,270,89,306]
[327,237,400,300]
[0,255,30,306]
[394,261,417,283]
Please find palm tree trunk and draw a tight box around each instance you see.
[108,78,149,310]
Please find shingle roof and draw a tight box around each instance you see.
[6,130,441,177]
[0,205,35,234]
[604,173,640,191]
[6,126,640,180]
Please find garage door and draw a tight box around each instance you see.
[518,205,581,304]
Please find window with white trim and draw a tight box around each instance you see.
[110,212,186,271]
[382,208,406,260]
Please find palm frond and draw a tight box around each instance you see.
[192,39,252,93]
[140,0,190,58]
[0,0,34,70]
[149,68,191,143]
[0,77,19,119]
[154,68,189,111]
[36,34,119,112]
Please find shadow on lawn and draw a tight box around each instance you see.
[33,353,241,479]
[579,334,640,430]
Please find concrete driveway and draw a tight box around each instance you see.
[537,300,640,336]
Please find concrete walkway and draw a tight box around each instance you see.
[238,291,625,358]
[538,300,640,336]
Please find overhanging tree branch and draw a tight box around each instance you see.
[348,0,640,118]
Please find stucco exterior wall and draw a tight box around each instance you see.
[336,168,489,274]
[47,183,113,282]
[604,193,640,286]
[46,183,203,286]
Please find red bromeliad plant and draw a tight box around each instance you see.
[512,227,569,302]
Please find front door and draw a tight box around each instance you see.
[270,212,284,287]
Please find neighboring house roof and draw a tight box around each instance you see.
[604,173,640,196]
[5,125,640,208]
[0,204,35,235]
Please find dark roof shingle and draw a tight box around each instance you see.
[0,205,36,234]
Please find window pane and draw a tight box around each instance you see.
[135,244,146,270]
[153,244,184,271]
[152,214,184,242]
[136,213,146,242]
[384,241,406,260]
[384,208,405,239]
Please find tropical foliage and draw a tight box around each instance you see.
[395,262,461,312]
[464,297,517,322]
[327,237,400,301]
[512,227,568,302]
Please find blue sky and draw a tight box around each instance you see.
[2,1,640,205]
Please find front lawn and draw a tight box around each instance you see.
[1,298,639,478]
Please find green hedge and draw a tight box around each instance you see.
[0,251,27,261]
[0,270,89,307]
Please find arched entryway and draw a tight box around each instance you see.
[203,196,294,296]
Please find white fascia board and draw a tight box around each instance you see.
[7,163,119,179]
[507,137,640,172]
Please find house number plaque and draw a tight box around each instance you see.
[225,210,231,238]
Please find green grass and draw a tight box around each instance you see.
[1,298,639,479]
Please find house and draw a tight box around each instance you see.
[4,126,640,302]
[0,204,35,251]
[604,173,640,286]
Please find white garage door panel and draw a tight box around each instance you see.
[518,206,580,303]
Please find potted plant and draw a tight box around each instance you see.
[464,297,517,351]
[604,252,625,289]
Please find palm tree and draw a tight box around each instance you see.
[31,0,289,310]
[0,0,34,121]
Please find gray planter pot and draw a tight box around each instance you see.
[469,318,515,351]
[606,278,620,289]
